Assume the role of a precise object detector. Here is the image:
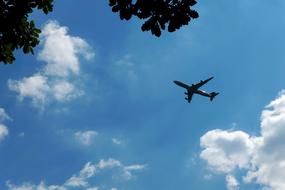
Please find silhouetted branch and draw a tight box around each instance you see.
[109,0,199,37]
[0,0,53,64]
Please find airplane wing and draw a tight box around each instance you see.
[191,77,214,90]
[186,90,194,103]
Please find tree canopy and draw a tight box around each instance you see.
[0,0,198,64]
[109,0,199,37]
[0,0,53,64]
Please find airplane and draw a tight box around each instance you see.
[173,77,219,103]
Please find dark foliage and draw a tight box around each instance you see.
[109,0,199,37]
[1,0,198,64]
[0,0,53,64]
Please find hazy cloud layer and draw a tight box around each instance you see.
[6,158,146,190]
[8,20,94,109]
[200,91,285,190]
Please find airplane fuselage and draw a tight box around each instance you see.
[195,90,211,97]
[174,77,218,103]
[174,81,211,97]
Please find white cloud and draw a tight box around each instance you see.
[123,164,146,180]
[64,176,88,188]
[226,175,239,190]
[52,81,83,102]
[86,187,98,190]
[123,164,145,171]
[8,20,94,109]
[74,130,98,145]
[200,129,254,173]
[0,108,11,122]
[6,181,67,190]
[96,158,121,169]
[8,75,50,107]
[7,158,145,190]
[65,162,96,187]
[96,158,146,180]
[6,181,35,190]
[0,124,9,142]
[200,90,285,190]
[0,107,10,142]
[112,138,122,145]
[39,20,94,77]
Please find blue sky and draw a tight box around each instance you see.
[1,0,285,190]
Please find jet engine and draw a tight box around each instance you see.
[184,92,188,95]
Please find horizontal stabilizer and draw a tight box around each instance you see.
[210,92,219,101]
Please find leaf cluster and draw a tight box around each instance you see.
[0,0,53,64]
[109,0,199,37]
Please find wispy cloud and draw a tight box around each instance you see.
[0,108,11,122]
[8,20,94,109]
[123,164,146,180]
[226,175,239,190]
[96,158,121,169]
[200,90,285,190]
[0,124,8,142]
[65,162,96,187]
[112,138,122,145]
[74,130,98,146]
[6,181,67,190]
[86,187,98,190]
[0,107,10,142]
[113,54,138,82]
[6,158,146,190]
[96,158,146,181]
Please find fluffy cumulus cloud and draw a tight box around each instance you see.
[200,129,254,173]
[74,130,98,145]
[8,20,94,109]
[8,75,50,106]
[0,107,10,142]
[38,21,94,77]
[200,90,285,190]
[6,158,145,190]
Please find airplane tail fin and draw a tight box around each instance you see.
[210,92,219,101]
